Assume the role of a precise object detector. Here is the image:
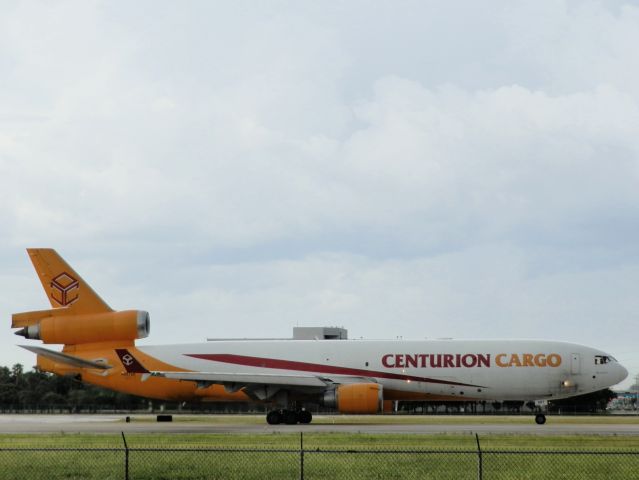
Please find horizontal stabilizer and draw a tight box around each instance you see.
[151,371,328,388]
[19,345,112,370]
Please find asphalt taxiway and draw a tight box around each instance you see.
[0,414,638,435]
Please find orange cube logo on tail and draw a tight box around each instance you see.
[50,272,79,306]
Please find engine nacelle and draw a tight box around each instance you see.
[322,383,383,414]
[17,310,150,344]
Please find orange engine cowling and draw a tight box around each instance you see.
[17,310,150,344]
[322,383,383,414]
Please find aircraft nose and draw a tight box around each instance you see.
[616,363,629,384]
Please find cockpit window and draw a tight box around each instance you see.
[595,355,612,365]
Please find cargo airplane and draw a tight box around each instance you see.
[13,249,628,425]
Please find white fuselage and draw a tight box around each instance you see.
[140,339,628,401]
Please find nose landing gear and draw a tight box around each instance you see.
[535,414,546,425]
[266,409,313,425]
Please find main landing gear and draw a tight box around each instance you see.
[266,409,313,425]
[535,414,546,425]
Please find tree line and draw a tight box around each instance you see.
[0,364,146,412]
[398,389,616,415]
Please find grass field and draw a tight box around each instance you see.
[2,430,639,449]
[1,417,639,479]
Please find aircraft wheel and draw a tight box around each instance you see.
[284,410,299,425]
[535,414,546,425]
[298,410,312,424]
[266,410,282,425]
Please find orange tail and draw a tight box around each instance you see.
[13,249,149,345]
[27,248,112,314]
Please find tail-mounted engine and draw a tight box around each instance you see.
[14,310,150,344]
[322,383,383,414]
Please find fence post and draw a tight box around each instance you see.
[300,431,304,480]
[475,433,482,480]
[121,431,129,480]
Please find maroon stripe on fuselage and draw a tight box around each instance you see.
[184,353,483,388]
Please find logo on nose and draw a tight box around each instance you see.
[50,272,79,306]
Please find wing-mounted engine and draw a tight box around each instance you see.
[322,383,383,414]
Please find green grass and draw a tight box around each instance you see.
[2,430,639,449]
[0,431,638,479]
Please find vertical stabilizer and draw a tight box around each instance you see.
[27,248,113,314]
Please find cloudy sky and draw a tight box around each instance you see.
[1,1,638,388]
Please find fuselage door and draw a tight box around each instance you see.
[571,353,580,375]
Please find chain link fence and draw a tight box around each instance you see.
[0,433,637,479]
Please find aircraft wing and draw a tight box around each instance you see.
[20,345,112,370]
[150,371,328,388]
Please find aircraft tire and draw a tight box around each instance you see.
[284,410,299,425]
[535,414,546,425]
[266,410,283,425]
[298,410,312,424]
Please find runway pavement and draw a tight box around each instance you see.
[0,414,638,435]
